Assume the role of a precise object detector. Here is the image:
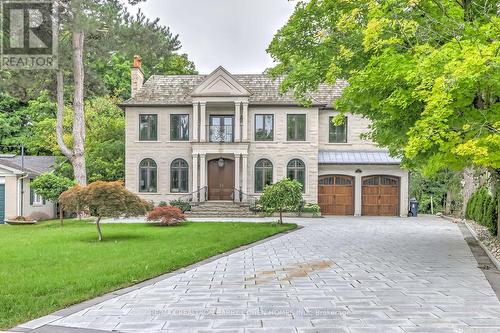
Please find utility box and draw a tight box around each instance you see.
[409,198,418,217]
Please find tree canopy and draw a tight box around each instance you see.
[268,0,499,175]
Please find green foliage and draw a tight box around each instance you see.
[410,169,462,214]
[258,178,303,223]
[466,187,497,235]
[301,203,321,216]
[169,199,191,213]
[26,96,125,182]
[29,173,75,202]
[158,201,168,207]
[268,0,500,173]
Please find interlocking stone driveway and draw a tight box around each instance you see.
[41,217,500,332]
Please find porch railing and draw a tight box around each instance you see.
[178,186,207,205]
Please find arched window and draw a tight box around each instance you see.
[255,159,273,192]
[170,159,189,193]
[139,159,157,192]
[287,159,305,192]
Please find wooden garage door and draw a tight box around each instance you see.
[362,175,399,216]
[318,175,354,215]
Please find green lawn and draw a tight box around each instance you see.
[0,220,295,329]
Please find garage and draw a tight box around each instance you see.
[362,175,400,216]
[318,175,354,215]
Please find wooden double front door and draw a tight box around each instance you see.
[362,175,400,216]
[318,175,354,215]
[207,159,235,200]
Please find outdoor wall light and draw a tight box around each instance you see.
[218,157,225,168]
[355,169,362,173]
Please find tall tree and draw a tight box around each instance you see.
[268,0,499,218]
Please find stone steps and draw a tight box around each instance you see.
[187,201,255,217]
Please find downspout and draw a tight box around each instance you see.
[19,173,29,217]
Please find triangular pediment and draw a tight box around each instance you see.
[192,66,251,97]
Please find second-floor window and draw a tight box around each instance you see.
[255,114,273,141]
[287,114,306,141]
[139,114,158,141]
[170,114,189,141]
[329,116,347,143]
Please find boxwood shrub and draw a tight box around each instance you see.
[466,187,498,236]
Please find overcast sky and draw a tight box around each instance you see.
[127,0,296,74]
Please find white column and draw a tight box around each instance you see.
[192,154,199,202]
[200,102,207,142]
[234,101,241,142]
[192,102,199,142]
[354,174,362,216]
[234,154,240,202]
[199,154,206,202]
[242,154,248,199]
[242,101,249,141]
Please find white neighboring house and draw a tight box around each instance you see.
[122,56,409,216]
[0,155,57,223]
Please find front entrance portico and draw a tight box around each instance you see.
[192,143,249,203]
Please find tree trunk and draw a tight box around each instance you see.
[445,190,452,215]
[71,30,87,185]
[462,167,476,217]
[55,29,87,186]
[59,205,63,227]
[96,216,103,241]
[279,209,283,224]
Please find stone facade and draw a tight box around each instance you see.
[123,65,409,216]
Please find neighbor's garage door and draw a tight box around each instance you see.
[362,175,400,216]
[0,184,5,223]
[318,175,354,215]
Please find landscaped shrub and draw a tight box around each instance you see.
[147,206,186,226]
[466,187,498,236]
[169,199,191,213]
[258,178,303,224]
[158,201,168,207]
[60,181,152,241]
[301,203,321,216]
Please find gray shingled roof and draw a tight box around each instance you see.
[123,74,347,106]
[0,155,56,175]
[319,150,401,165]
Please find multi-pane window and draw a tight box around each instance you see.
[287,159,305,192]
[30,179,44,205]
[139,114,158,141]
[170,114,189,141]
[287,114,306,141]
[329,116,347,143]
[139,159,157,192]
[254,159,273,192]
[255,114,274,141]
[170,159,189,193]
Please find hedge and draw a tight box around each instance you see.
[466,187,498,236]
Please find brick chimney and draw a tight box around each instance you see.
[131,55,144,97]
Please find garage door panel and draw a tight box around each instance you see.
[318,175,354,215]
[362,175,399,216]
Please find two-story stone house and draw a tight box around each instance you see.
[122,57,408,216]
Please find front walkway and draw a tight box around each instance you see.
[19,217,500,332]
